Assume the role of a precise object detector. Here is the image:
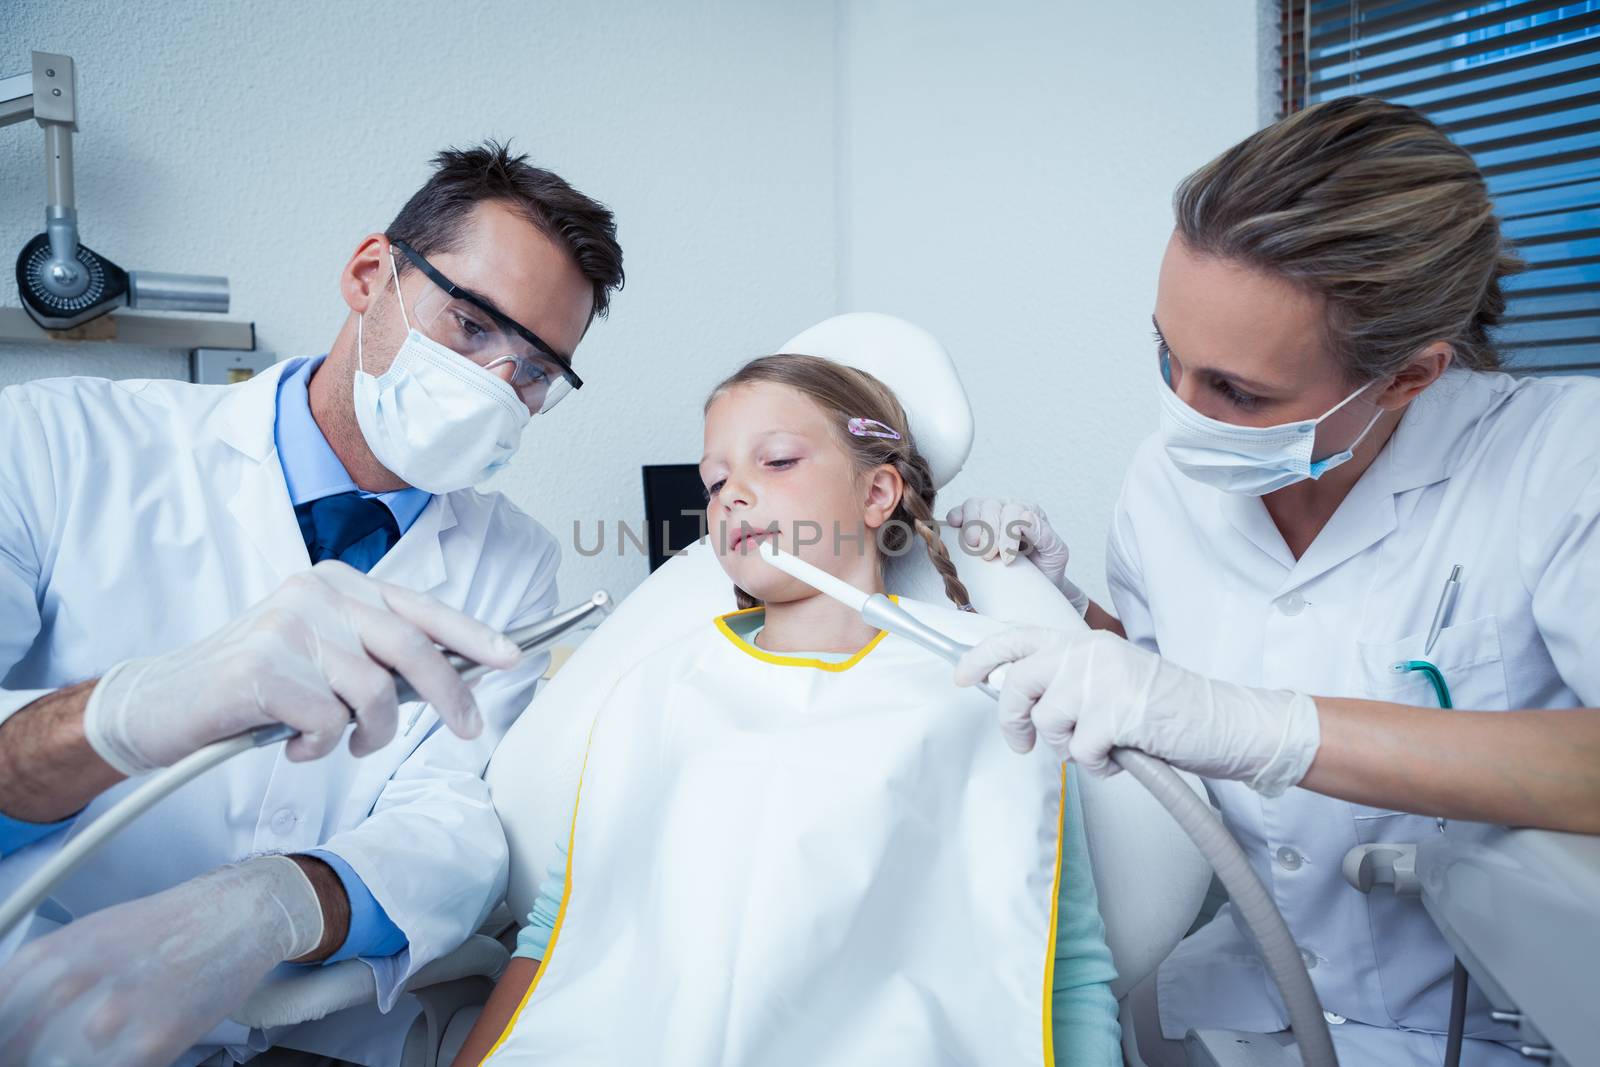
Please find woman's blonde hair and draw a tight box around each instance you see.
[1174,95,1523,381]
[705,354,972,611]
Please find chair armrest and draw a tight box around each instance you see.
[1185,1028,1301,1067]
[230,934,511,1030]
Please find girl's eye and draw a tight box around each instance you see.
[704,480,725,501]
[766,458,797,470]
[1212,377,1260,411]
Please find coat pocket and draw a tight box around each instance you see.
[1353,613,1509,711]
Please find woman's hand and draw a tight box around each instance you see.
[945,498,1089,616]
[954,627,1322,797]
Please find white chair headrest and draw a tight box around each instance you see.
[779,312,974,490]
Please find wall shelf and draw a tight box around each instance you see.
[0,307,255,351]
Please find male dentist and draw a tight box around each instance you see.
[0,141,624,1065]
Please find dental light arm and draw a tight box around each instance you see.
[2,51,230,329]
[0,592,613,942]
[757,541,1338,1067]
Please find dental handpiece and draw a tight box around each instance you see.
[248,591,615,747]
[753,540,1008,695]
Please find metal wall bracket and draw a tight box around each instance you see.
[191,347,275,385]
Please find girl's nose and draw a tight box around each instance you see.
[719,476,753,511]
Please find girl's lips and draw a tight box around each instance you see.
[731,528,774,551]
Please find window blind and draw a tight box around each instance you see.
[1281,0,1600,373]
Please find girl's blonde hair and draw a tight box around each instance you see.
[1174,95,1523,381]
[706,354,972,611]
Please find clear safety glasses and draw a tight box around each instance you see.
[390,239,582,414]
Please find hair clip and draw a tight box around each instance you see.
[847,417,901,441]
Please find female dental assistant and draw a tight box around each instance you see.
[951,96,1600,1067]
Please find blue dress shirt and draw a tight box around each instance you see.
[274,355,430,537]
[277,354,422,962]
[0,811,71,857]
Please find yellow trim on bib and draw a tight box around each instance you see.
[712,600,894,672]
[479,729,596,1063]
[1041,761,1069,1067]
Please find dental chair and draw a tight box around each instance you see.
[238,313,1214,1066]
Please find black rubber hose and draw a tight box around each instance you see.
[1445,958,1469,1067]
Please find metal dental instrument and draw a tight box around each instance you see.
[399,591,613,733]
[756,539,1340,1067]
[2,51,231,330]
[1424,564,1463,657]
[0,591,614,941]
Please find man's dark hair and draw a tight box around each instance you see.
[386,140,624,319]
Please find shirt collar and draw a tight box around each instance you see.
[273,354,431,533]
[1211,368,1507,584]
[1376,367,1510,496]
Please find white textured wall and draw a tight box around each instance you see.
[0,0,838,602]
[840,1,1261,604]
[2,1,1262,606]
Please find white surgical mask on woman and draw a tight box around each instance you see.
[352,255,531,494]
[1158,372,1384,497]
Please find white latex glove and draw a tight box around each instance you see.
[0,856,323,1067]
[83,559,521,773]
[944,497,1089,616]
[954,627,1321,797]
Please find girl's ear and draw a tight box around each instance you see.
[861,464,904,530]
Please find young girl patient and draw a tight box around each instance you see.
[454,355,1120,1066]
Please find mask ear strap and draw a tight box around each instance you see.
[1345,403,1387,453]
[1317,377,1383,424]
[388,247,415,333]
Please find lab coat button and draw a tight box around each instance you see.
[271,808,297,834]
[1300,947,1319,970]
[1276,846,1303,871]
[1277,592,1306,616]
[1324,1011,1346,1025]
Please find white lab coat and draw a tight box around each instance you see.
[1107,368,1600,1067]
[0,361,561,1065]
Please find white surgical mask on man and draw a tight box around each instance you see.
[352,253,531,494]
[1157,369,1384,497]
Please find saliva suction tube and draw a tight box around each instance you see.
[0,592,614,944]
[755,541,1340,1066]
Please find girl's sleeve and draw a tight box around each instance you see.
[512,834,569,962]
[1050,764,1123,1064]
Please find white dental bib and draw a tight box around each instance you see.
[483,602,1071,1066]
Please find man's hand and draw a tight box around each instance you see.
[0,857,324,1066]
[83,559,522,774]
[954,627,1322,797]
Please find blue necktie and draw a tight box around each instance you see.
[295,492,401,574]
